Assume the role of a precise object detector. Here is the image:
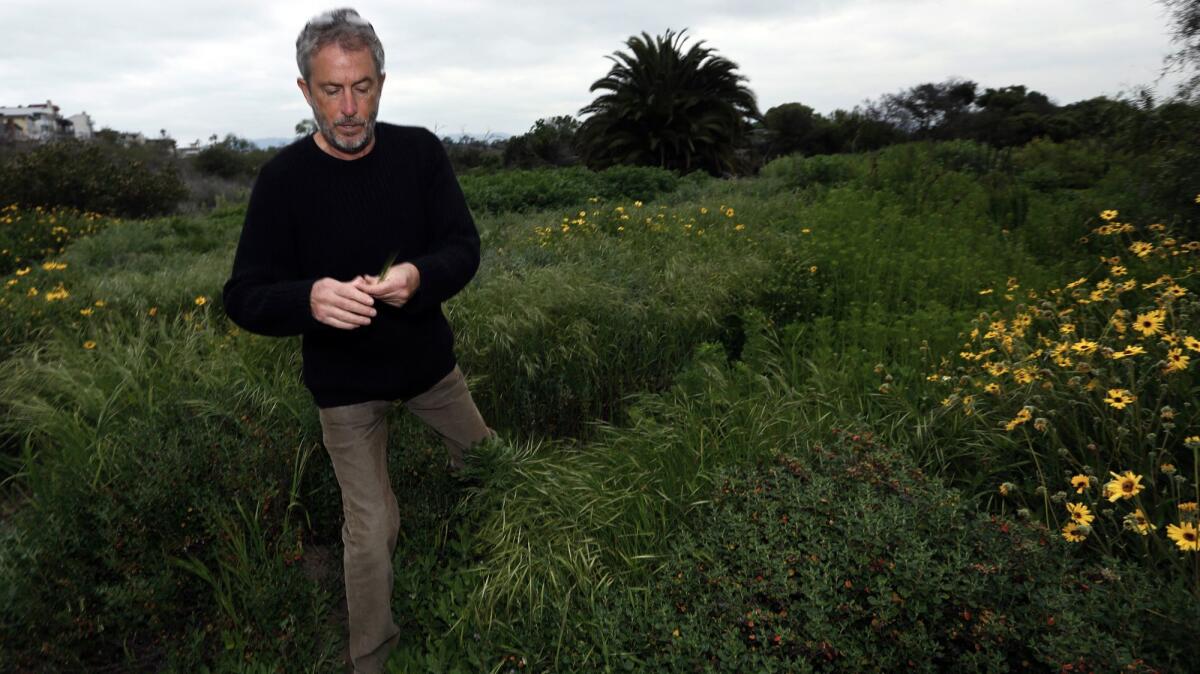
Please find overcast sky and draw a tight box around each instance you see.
[0,0,1184,145]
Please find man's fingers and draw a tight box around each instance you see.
[334,296,377,317]
[316,305,367,329]
[333,281,378,307]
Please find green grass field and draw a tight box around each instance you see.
[1,140,1197,672]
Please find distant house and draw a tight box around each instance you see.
[0,101,100,143]
[67,111,95,140]
[0,100,66,142]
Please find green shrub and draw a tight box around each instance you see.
[590,432,1200,672]
[459,165,679,214]
[928,206,1200,581]
[1013,137,1112,190]
[759,153,860,189]
[0,139,187,218]
[0,204,113,275]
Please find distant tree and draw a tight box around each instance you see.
[295,119,317,137]
[878,78,977,138]
[577,29,761,176]
[968,85,1057,147]
[503,115,580,168]
[193,134,270,179]
[440,134,504,173]
[1160,0,1200,100]
[760,103,821,158]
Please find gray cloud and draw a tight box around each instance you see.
[0,0,1181,144]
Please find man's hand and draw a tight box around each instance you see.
[356,262,420,309]
[310,276,377,329]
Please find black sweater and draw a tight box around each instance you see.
[222,122,481,408]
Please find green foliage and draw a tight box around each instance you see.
[502,115,581,168]
[759,153,861,190]
[191,134,275,180]
[0,139,187,218]
[2,138,1198,670]
[0,204,113,275]
[578,29,760,175]
[458,165,679,214]
[597,433,1200,671]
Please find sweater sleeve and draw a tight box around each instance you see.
[402,130,481,314]
[222,164,327,337]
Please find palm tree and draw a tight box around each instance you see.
[577,29,761,176]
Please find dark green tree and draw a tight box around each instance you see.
[577,29,761,176]
[503,115,580,168]
[1160,0,1200,100]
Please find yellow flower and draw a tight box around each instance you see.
[1180,502,1199,512]
[1099,209,1118,221]
[1070,339,1098,355]
[1166,521,1199,552]
[1059,323,1076,335]
[1164,348,1189,373]
[83,340,96,350]
[79,307,93,316]
[94,299,106,307]
[1103,388,1136,410]
[14,266,30,276]
[1103,470,1144,502]
[984,382,1000,394]
[194,295,208,307]
[43,285,70,302]
[699,207,708,214]
[1066,502,1094,526]
[1124,509,1155,535]
[1133,310,1165,337]
[1184,335,1200,353]
[734,223,746,231]
[1109,344,1145,359]
[1061,521,1087,543]
[725,207,734,218]
[1004,406,1033,432]
[1129,241,1153,258]
[1070,475,1090,494]
[41,261,68,271]
[633,201,643,208]
[1109,265,1126,277]
[801,228,811,234]
[808,265,817,273]
[148,306,158,317]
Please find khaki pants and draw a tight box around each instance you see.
[317,364,496,673]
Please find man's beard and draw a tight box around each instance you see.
[311,105,378,155]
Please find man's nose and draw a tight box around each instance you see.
[339,90,357,117]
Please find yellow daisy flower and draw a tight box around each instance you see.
[1124,509,1155,535]
[1070,475,1090,494]
[1103,388,1135,410]
[1066,502,1094,526]
[1103,470,1144,502]
[1133,310,1165,337]
[1166,521,1199,552]
[1061,521,1087,543]
[83,340,97,350]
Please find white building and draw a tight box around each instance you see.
[0,100,67,141]
[67,111,94,140]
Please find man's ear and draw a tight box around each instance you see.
[297,77,313,106]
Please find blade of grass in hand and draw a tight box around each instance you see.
[377,249,400,282]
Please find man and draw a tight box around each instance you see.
[222,8,496,673]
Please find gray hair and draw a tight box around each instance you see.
[295,8,385,81]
